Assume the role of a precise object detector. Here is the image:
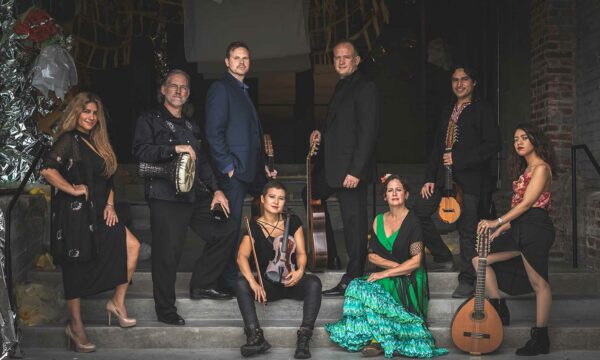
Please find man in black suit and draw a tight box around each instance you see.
[413,65,500,298]
[309,39,380,296]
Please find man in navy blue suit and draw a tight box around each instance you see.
[205,41,277,291]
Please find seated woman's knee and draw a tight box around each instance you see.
[233,276,252,296]
[304,275,322,294]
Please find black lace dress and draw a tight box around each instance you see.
[43,131,127,300]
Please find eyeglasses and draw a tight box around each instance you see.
[166,84,190,92]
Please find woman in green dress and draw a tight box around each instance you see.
[326,174,447,358]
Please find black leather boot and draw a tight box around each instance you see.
[516,327,550,356]
[240,326,271,357]
[294,327,312,359]
[489,298,510,326]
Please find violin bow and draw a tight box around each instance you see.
[243,216,266,305]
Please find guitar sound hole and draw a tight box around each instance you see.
[471,311,486,321]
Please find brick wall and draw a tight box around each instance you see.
[529,0,576,259]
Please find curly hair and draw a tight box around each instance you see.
[379,174,410,198]
[508,123,556,180]
[57,92,117,177]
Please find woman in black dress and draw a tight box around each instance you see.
[234,181,322,359]
[476,123,555,356]
[41,92,140,352]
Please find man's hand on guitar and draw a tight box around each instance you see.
[420,182,435,199]
[443,152,453,166]
[343,174,360,188]
[264,165,277,179]
[175,144,196,161]
[309,130,321,146]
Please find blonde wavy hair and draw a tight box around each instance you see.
[57,92,117,177]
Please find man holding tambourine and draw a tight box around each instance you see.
[133,69,237,326]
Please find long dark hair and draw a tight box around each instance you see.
[451,64,480,101]
[508,123,556,180]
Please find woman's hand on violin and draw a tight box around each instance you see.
[71,184,88,200]
[366,270,389,282]
[283,269,304,287]
[104,204,119,227]
[477,219,499,234]
[250,280,267,304]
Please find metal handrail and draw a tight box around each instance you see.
[571,144,600,268]
[4,141,50,350]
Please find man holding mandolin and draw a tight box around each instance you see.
[413,65,500,298]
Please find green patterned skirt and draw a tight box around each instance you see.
[325,278,447,358]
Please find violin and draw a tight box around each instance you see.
[265,211,297,285]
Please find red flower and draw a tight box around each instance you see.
[14,8,58,43]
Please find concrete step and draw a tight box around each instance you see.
[17,348,600,360]
[20,320,600,350]
[29,268,599,297]
[30,293,600,324]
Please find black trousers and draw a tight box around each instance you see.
[412,190,479,284]
[304,169,369,284]
[234,274,322,329]
[149,197,237,316]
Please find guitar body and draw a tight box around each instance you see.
[451,297,504,355]
[438,182,463,224]
[306,141,328,272]
[451,230,504,355]
[307,201,328,271]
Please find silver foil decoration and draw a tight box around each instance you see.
[0,208,19,358]
[0,0,62,184]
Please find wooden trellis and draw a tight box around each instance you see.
[310,0,390,64]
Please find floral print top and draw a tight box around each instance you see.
[511,169,551,210]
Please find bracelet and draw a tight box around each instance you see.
[497,217,504,225]
[105,203,114,208]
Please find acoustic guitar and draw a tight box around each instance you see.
[451,229,504,355]
[437,120,463,223]
[306,141,328,272]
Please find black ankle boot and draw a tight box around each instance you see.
[516,327,550,356]
[240,326,271,357]
[294,327,312,359]
[489,298,510,326]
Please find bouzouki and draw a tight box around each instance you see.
[306,141,328,272]
[252,134,275,218]
[451,229,504,355]
[438,120,463,223]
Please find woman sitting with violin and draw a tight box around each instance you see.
[326,174,447,358]
[235,180,322,359]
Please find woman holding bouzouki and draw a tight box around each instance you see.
[475,123,556,356]
[234,181,322,359]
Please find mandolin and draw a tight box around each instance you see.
[264,134,275,175]
[438,120,463,223]
[451,229,503,355]
[252,134,276,219]
[306,141,328,272]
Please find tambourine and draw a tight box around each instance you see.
[138,153,195,193]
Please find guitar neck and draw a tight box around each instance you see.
[266,155,275,173]
[474,257,487,314]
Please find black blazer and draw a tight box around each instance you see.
[205,73,263,183]
[321,71,380,187]
[425,100,500,195]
